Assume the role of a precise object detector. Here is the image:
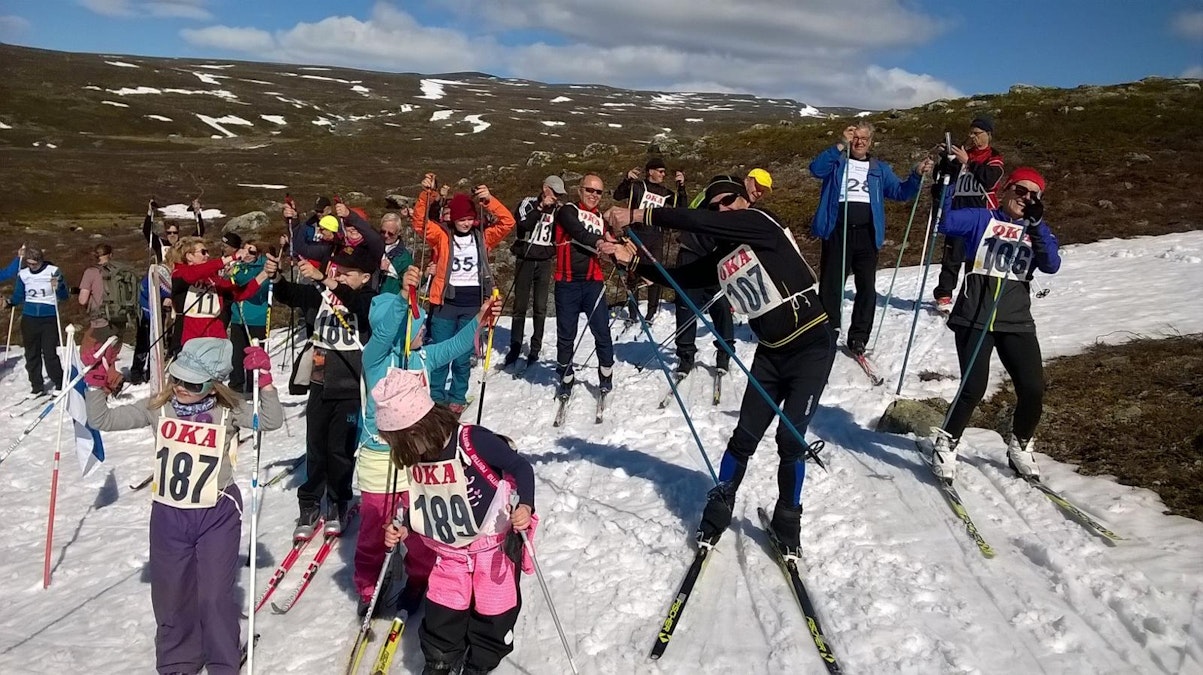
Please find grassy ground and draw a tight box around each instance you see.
[976,335,1203,521]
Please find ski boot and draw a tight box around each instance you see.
[847,338,866,356]
[695,481,737,547]
[293,504,321,542]
[1007,434,1041,480]
[927,428,959,485]
[502,345,521,368]
[598,366,613,394]
[555,365,574,400]
[769,499,804,560]
[324,501,350,536]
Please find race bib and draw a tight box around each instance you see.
[184,288,221,319]
[578,209,604,236]
[152,416,230,509]
[970,218,1034,280]
[639,190,667,209]
[840,160,871,204]
[717,245,786,319]
[409,458,481,548]
[524,212,555,247]
[953,172,987,201]
[311,291,360,351]
[449,237,479,286]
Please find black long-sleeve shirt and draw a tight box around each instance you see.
[639,206,827,350]
[143,210,204,263]
[274,278,375,400]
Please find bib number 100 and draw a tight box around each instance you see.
[412,493,477,545]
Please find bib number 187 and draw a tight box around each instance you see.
[155,446,219,505]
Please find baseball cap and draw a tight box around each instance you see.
[543,175,567,196]
[747,168,773,191]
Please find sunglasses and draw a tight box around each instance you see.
[165,230,180,236]
[382,230,399,238]
[707,193,740,210]
[581,186,604,195]
[175,379,212,395]
[1010,184,1040,199]
[196,248,209,256]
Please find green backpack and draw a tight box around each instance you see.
[99,262,141,328]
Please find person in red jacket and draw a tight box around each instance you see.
[411,174,515,412]
[171,237,260,346]
[932,116,1007,313]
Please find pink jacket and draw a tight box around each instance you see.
[423,485,538,615]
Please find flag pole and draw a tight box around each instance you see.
[43,324,76,588]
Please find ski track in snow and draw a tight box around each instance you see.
[0,232,1201,674]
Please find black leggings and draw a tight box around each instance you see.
[944,327,1044,440]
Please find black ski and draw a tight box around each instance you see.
[712,370,724,406]
[756,508,843,674]
[552,390,572,427]
[595,392,607,424]
[263,456,305,489]
[659,372,688,409]
[649,544,713,660]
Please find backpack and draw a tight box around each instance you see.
[98,262,141,328]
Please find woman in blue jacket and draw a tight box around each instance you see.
[809,122,931,355]
[923,167,1061,485]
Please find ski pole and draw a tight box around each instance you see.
[624,229,828,469]
[520,529,579,675]
[633,288,724,372]
[43,324,76,589]
[837,139,850,335]
[0,335,119,468]
[246,337,263,674]
[475,289,500,425]
[895,171,951,395]
[870,178,925,355]
[4,305,13,363]
[912,132,953,303]
[347,510,406,675]
[567,265,618,371]
[629,289,718,484]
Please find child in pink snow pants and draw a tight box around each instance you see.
[373,368,537,675]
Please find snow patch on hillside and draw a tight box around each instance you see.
[195,114,252,138]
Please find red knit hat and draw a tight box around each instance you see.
[447,193,476,222]
[1004,167,1046,194]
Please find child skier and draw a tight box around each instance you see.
[373,369,536,675]
[85,337,282,675]
[354,266,502,618]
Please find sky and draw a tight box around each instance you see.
[0,0,1200,109]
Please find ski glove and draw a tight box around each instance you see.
[1022,196,1044,224]
[243,346,272,387]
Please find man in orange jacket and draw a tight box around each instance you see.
[412,174,515,412]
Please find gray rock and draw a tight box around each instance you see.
[221,211,269,235]
[875,398,946,438]
[343,191,368,206]
[582,142,618,157]
[527,151,553,167]
[965,99,990,108]
[1125,152,1153,163]
[1097,199,1115,210]
[1009,83,1045,95]
[560,170,584,184]
[925,100,950,111]
[647,133,683,155]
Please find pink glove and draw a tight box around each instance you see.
[244,346,273,387]
[84,364,109,389]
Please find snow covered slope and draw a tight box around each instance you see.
[1,231,1201,674]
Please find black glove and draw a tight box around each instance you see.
[503,530,524,566]
[1023,197,1044,224]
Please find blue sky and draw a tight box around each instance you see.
[1,0,1200,108]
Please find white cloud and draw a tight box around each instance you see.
[1172,10,1203,40]
[0,15,31,40]
[78,0,210,20]
[1183,65,1203,79]
[179,0,959,108]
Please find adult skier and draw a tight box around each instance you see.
[924,167,1061,483]
[607,176,834,556]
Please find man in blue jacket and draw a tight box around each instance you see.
[809,122,931,355]
[3,247,69,394]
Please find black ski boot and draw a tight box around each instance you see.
[555,365,574,399]
[503,345,521,368]
[421,663,454,675]
[695,481,737,546]
[598,366,613,394]
[770,499,804,559]
[675,354,695,378]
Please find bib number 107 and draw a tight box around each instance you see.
[724,264,771,315]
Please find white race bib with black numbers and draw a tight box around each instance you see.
[578,209,604,236]
[449,236,479,286]
[840,160,871,204]
[409,458,481,548]
[184,288,221,319]
[311,290,360,351]
[639,190,667,209]
[717,245,786,319]
[970,218,1034,280]
[152,417,230,509]
[525,212,555,247]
